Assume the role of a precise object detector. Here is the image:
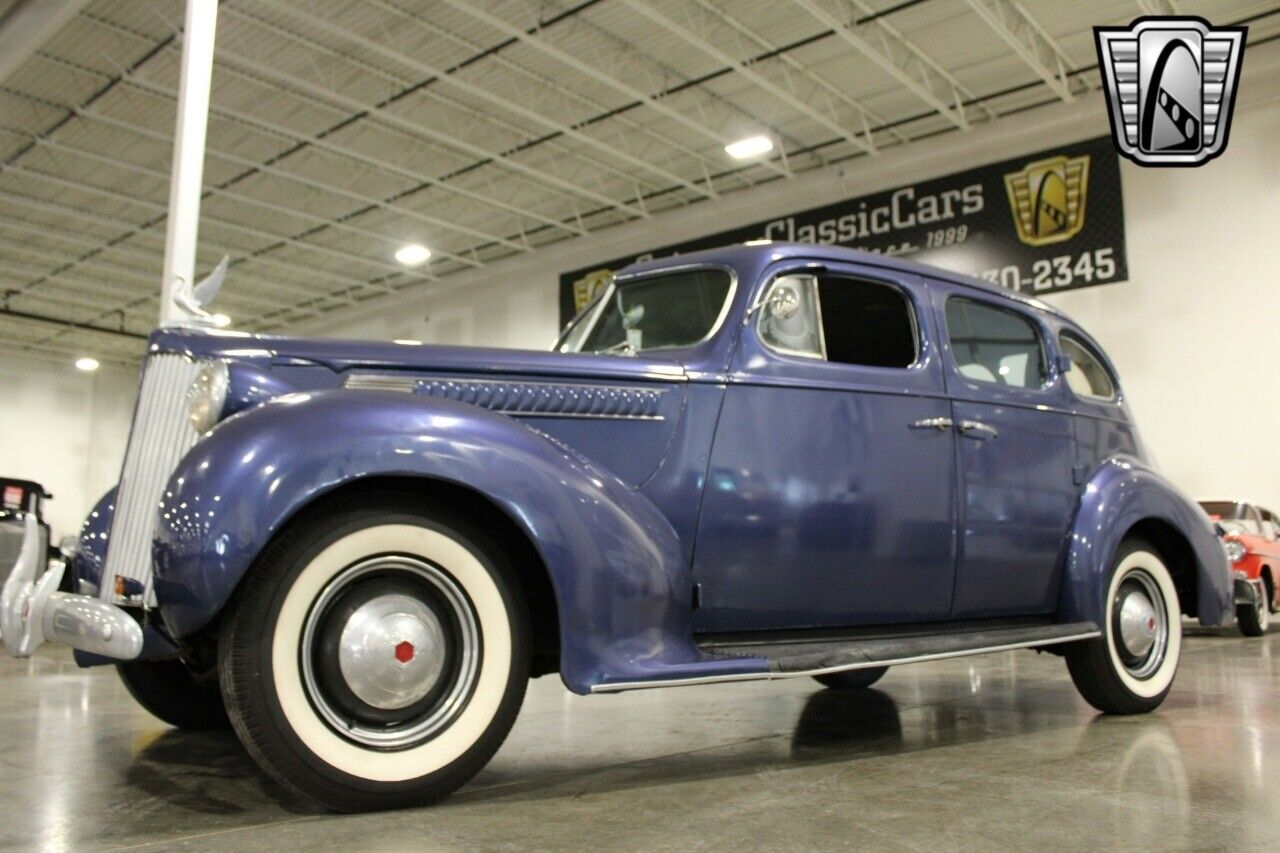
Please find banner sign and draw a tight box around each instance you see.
[559,136,1127,325]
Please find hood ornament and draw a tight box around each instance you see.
[172,255,231,327]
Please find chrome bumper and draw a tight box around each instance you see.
[0,513,143,660]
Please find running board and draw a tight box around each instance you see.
[590,622,1099,693]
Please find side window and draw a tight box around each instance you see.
[757,274,917,368]
[1059,333,1117,400]
[816,276,916,368]
[945,297,1046,389]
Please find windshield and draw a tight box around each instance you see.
[558,268,732,355]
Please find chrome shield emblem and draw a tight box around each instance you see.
[1094,17,1246,166]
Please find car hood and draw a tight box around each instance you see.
[150,328,689,384]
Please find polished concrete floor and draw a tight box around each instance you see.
[1,627,1276,851]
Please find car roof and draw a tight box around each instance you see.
[615,241,1072,321]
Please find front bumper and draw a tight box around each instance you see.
[0,513,144,660]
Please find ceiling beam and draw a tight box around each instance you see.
[793,0,976,130]
[964,0,1075,102]
[0,0,91,83]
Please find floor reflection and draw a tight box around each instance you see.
[0,632,1276,849]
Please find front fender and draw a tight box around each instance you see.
[71,487,115,596]
[1060,457,1231,627]
[152,389,753,693]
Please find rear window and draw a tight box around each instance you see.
[945,298,1047,389]
[1060,334,1117,400]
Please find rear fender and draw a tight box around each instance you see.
[152,389,739,693]
[1060,457,1232,627]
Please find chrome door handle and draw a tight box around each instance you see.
[958,420,998,439]
[910,417,954,431]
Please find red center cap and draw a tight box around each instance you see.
[394,640,415,663]
[1147,617,1156,631]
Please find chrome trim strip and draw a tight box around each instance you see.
[343,374,669,420]
[589,630,1101,693]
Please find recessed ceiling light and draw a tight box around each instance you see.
[393,339,423,345]
[395,244,432,266]
[725,135,774,159]
[75,357,99,372]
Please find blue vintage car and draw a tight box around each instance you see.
[1,243,1231,811]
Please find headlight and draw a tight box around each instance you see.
[1223,539,1247,564]
[187,361,230,433]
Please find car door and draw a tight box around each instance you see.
[691,262,958,634]
[931,284,1079,618]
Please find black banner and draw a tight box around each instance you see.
[560,136,1127,325]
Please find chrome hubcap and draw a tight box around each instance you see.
[1112,569,1169,679]
[337,593,447,710]
[1118,588,1158,659]
[301,555,480,749]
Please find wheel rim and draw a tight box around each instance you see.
[1112,569,1169,680]
[1257,594,1270,630]
[300,555,481,749]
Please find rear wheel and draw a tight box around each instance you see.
[219,495,530,812]
[117,659,230,730]
[813,666,888,690]
[1066,539,1181,715]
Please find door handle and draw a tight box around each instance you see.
[910,417,954,431]
[958,419,998,439]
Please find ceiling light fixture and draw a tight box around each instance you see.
[725,135,774,159]
[395,244,432,266]
[75,357,99,372]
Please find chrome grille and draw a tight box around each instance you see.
[100,354,205,605]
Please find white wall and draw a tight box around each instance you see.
[0,353,135,538]
[310,43,1280,511]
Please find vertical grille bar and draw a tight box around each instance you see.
[100,354,205,605]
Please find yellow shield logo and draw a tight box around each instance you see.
[572,268,613,314]
[1003,155,1090,246]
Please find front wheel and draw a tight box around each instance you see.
[1237,590,1269,637]
[219,495,530,812]
[813,666,888,690]
[117,659,230,730]
[1065,539,1181,715]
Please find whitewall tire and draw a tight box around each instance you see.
[219,494,530,812]
[1066,539,1181,714]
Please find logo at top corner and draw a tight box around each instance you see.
[1004,155,1089,247]
[1094,17,1246,166]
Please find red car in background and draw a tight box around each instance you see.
[1200,500,1280,636]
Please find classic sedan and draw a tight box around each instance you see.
[1200,499,1279,635]
[1,243,1231,812]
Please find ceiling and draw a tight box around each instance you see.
[1,0,1277,365]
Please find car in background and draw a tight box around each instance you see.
[0,479,51,584]
[1199,500,1279,636]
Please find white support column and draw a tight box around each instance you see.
[159,0,218,327]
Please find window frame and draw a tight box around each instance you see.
[754,270,921,370]
[943,294,1051,393]
[1058,331,1119,403]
